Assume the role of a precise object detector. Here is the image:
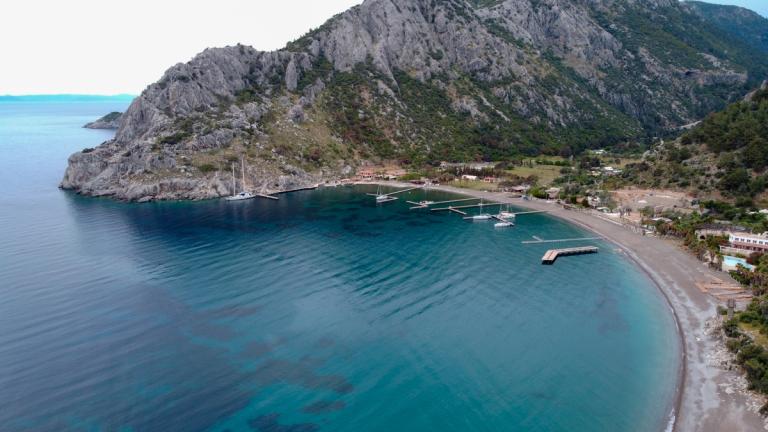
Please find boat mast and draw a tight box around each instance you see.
[231,163,236,196]
[241,158,247,193]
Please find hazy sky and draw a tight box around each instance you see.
[1,0,362,95]
[1,0,765,95]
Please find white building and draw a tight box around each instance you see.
[726,233,768,253]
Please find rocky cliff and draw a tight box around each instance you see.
[83,112,123,129]
[62,0,768,201]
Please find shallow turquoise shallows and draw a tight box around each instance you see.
[0,97,680,431]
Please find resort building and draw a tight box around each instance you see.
[695,224,747,241]
[723,232,768,254]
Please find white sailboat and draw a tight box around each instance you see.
[374,185,397,203]
[466,200,492,220]
[498,204,516,220]
[225,158,255,201]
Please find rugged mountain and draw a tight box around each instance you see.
[84,112,123,129]
[62,0,768,201]
[684,1,768,53]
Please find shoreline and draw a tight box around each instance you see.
[364,181,765,431]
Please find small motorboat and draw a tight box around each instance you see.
[494,221,515,228]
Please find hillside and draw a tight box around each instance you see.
[684,1,768,53]
[616,83,768,203]
[62,0,768,201]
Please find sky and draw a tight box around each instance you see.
[0,0,362,95]
[1,0,765,96]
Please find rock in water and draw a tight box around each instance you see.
[62,0,768,202]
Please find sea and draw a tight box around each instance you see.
[0,96,680,431]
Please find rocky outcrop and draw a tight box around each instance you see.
[62,0,767,202]
[83,112,122,129]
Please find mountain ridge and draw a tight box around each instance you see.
[62,0,768,201]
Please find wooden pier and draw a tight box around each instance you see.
[541,246,598,265]
[256,193,279,200]
[274,184,319,196]
[431,203,504,212]
[523,237,601,244]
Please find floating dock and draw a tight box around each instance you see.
[541,246,598,265]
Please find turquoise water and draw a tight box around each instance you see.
[723,255,755,270]
[0,98,680,431]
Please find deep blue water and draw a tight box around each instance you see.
[0,98,680,431]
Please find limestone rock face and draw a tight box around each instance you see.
[62,0,766,201]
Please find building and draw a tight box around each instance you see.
[695,224,747,241]
[545,187,561,200]
[723,232,768,254]
[461,174,478,181]
[357,168,377,180]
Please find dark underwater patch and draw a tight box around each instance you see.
[251,359,354,394]
[302,400,346,414]
[248,413,318,432]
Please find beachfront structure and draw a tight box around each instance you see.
[545,187,561,199]
[695,224,748,241]
[355,166,408,181]
[724,232,768,254]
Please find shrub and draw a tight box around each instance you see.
[197,164,217,173]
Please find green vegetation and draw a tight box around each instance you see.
[686,88,768,170]
[723,297,768,413]
[99,112,122,122]
[197,163,218,173]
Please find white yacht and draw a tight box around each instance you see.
[494,220,514,228]
[225,159,255,201]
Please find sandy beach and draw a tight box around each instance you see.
[367,181,766,431]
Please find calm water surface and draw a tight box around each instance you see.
[0,98,680,431]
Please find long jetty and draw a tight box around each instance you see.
[523,237,601,244]
[541,246,598,265]
[430,203,504,212]
[274,184,319,195]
